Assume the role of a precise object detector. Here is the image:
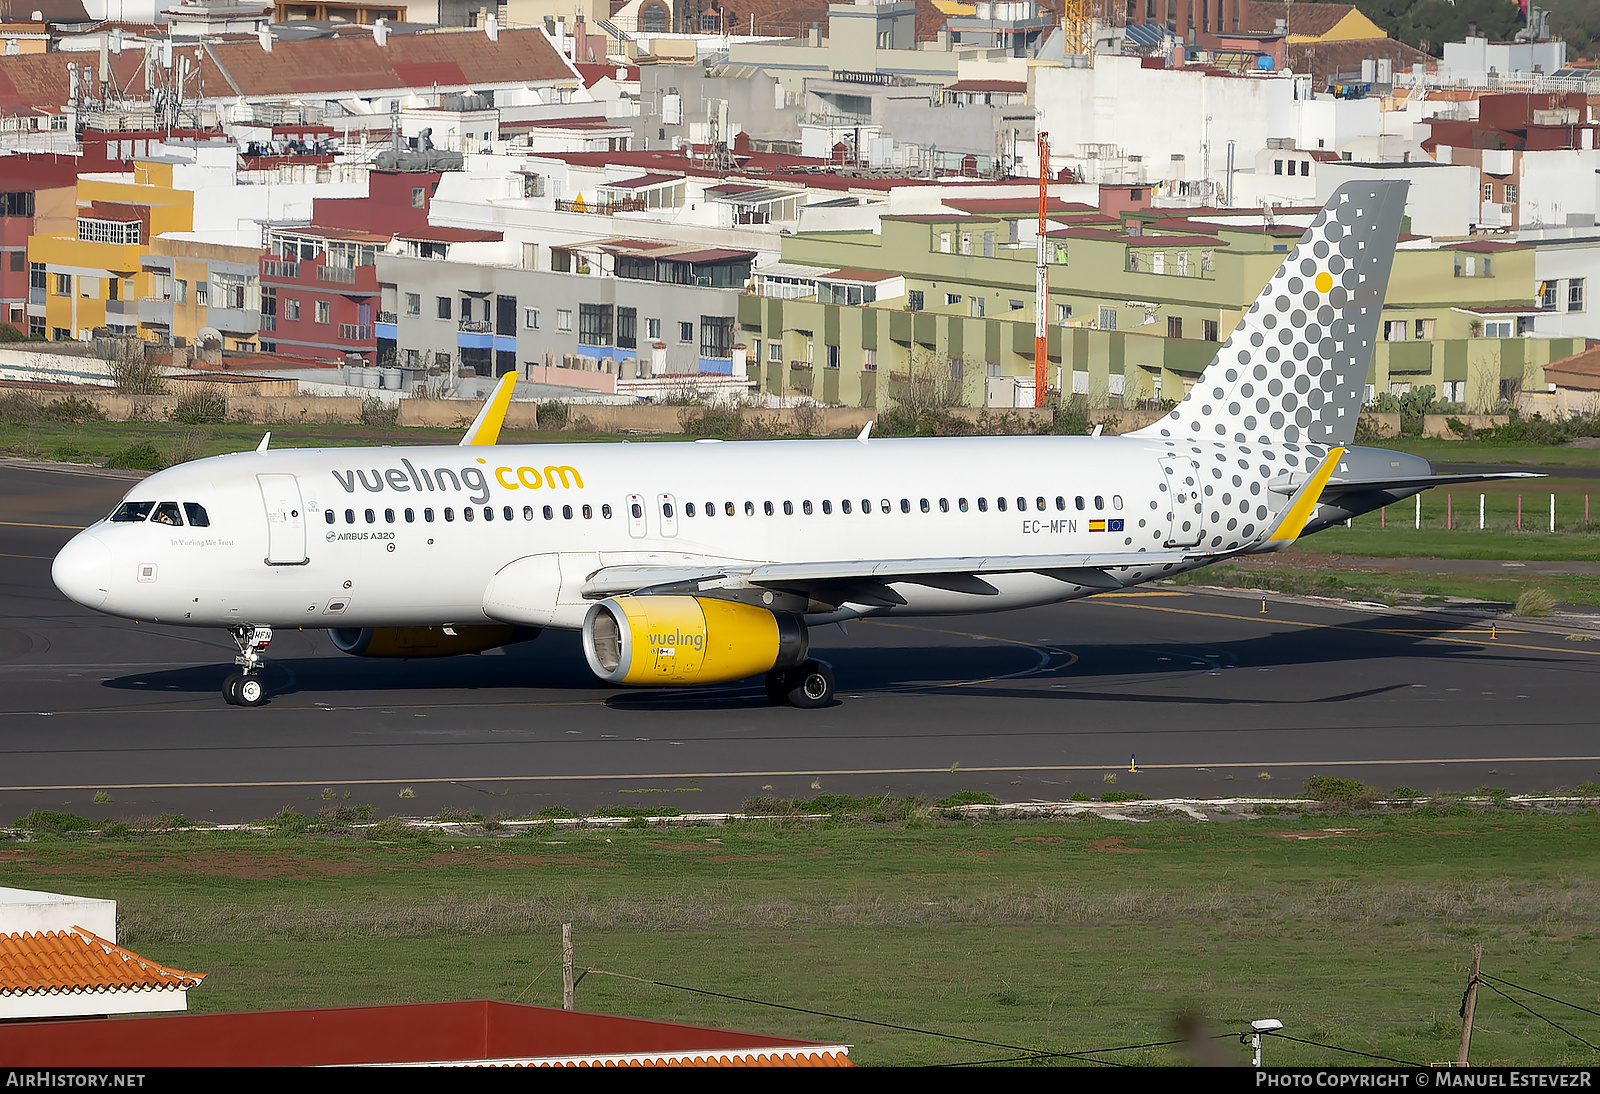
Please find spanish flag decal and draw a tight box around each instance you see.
[1089,519,1107,532]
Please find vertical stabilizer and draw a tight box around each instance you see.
[1132,180,1408,449]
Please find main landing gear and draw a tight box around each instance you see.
[764,658,836,709]
[223,625,273,707]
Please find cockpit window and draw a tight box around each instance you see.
[110,501,155,522]
[150,502,184,526]
[183,503,210,528]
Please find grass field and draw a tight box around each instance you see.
[1169,563,1600,609]
[6,805,1600,1067]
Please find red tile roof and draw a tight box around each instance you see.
[1243,1,1360,37]
[944,79,1027,93]
[1,928,204,996]
[1544,346,1600,390]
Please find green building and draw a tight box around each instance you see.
[738,200,1576,412]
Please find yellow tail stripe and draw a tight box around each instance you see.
[1266,445,1345,543]
[461,372,518,447]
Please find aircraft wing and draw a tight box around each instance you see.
[582,549,1210,607]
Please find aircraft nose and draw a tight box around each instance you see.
[53,533,112,610]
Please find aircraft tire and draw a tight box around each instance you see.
[222,672,244,705]
[235,675,268,707]
[785,659,835,709]
[763,669,789,705]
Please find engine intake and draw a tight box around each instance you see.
[327,625,536,658]
[582,595,807,686]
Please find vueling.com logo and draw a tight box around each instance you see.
[648,629,705,651]
[332,457,584,505]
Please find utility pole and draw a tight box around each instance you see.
[1457,943,1482,1066]
[1034,130,1050,410]
[562,923,575,1010]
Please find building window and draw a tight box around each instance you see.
[1483,319,1513,338]
[1541,281,1558,310]
[557,309,572,332]
[436,296,451,319]
[1274,159,1283,175]
[1203,318,1218,341]
[617,306,637,350]
[1383,320,1407,341]
[1098,306,1116,330]
[679,320,694,343]
[1484,183,1494,201]
[578,303,613,346]
[411,187,425,208]
[52,273,70,296]
[195,282,209,307]
[525,308,540,329]
[959,233,972,256]
[769,341,781,362]
[863,347,877,371]
[1415,318,1436,340]
[76,218,140,245]
[700,316,734,359]
[939,232,951,254]
[174,280,187,304]
[405,293,420,316]
[1167,316,1183,339]
[826,344,840,369]
[1505,184,1518,204]
[315,300,330,324]
[285,297,300,321]
[1056,303,1072,324]
[908,290,924,311]
[969,297,984,318]
[647,318,661,340]
[1570,278,1586,313]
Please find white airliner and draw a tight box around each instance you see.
[52,181,1534,707]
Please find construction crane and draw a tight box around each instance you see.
[1062,0,1094,64]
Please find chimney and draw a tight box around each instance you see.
[256,26,272,52]
[809,21,821,47]
[485,12,499,41]
[373,17,388,47]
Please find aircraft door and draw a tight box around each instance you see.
[657,493,678,538]
[258,473,308,564]
[626,493,647,538]
[1159,456,1203,548]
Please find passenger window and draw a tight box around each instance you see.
[1094,496,1104,511]
[744,501,754,515]
[346,509,355,524]
[764,501,774,516]
[997,497,1008,512]
[485,507,495,521]
[543,506,553,520]
[939,498,949,513]
[880,499,891,514]
[977,498,988,512]
[803,500,813,515]
[151,502,183,526]
[1017,497,1026,511]
[365,508,376,524]
[685,502,696,517]
[602,504,613,519]
[919,498,929,513]
[725,501,735,516]
[444,507,455,522]
[782,501,793,515]
[583,505,593,519]
[663,502,674,519]
[1113,495,1124,510]
[110,501,155,522]
[631,502,643,519]
[504,506,514,521]
[324,509,335,525]
[1056,496,1066,511]
[1035,497,1045,511]
[842,499,853,514]
[1075,496,1085,510]
[463,507,475,522]
[562,505,573,519]
[425,508,435,522]
[822,500,832,514]
[184,503,210,528]
[384,508,395,523]
[406,509,416,523]
[703,501,715,517]
[523,505,534,520]
[958,498,969,512]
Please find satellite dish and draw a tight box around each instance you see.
[198,327,223,347]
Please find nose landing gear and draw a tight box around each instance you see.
[223,625,273,706]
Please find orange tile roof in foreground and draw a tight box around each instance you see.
[0,928,204,996]
[0,999,852,1067]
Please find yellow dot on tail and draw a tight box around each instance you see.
[1315,271,1333,294]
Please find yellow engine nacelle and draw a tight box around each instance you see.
[327,625,535,658]
[582,595,807,686]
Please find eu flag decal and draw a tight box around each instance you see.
[1109,518,1125,531]
[1089,519,1107,532]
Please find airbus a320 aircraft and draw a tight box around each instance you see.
[52,181,1534,708]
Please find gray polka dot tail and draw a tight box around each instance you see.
[1130,180,1409,451]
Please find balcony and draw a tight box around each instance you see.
[138,298,172,324]
[338,323,373,341]
[458,318,492,333]
[317,265,358,285]
[104,299,137,316]
[377,310,397,324]
[262,259,299,279]
[207,307,260,334]
[554,197,645,215]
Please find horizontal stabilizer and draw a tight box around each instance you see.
[1321,471,1545,497]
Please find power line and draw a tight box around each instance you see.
[1477,980,1600,1052]
[1264,1031,1423,1067]
[584,967,1204,1064]
[1480,972,1600,1020]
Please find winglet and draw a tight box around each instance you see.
[857,420,873,445]
[256,431,271,453]
[458,372,518,447]
[1262,446,1346,546]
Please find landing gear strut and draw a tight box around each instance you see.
[764,658,836,709]
[223,625,273,707]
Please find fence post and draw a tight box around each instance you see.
[1415,492,1421,530]
[1480,493,1485,531]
